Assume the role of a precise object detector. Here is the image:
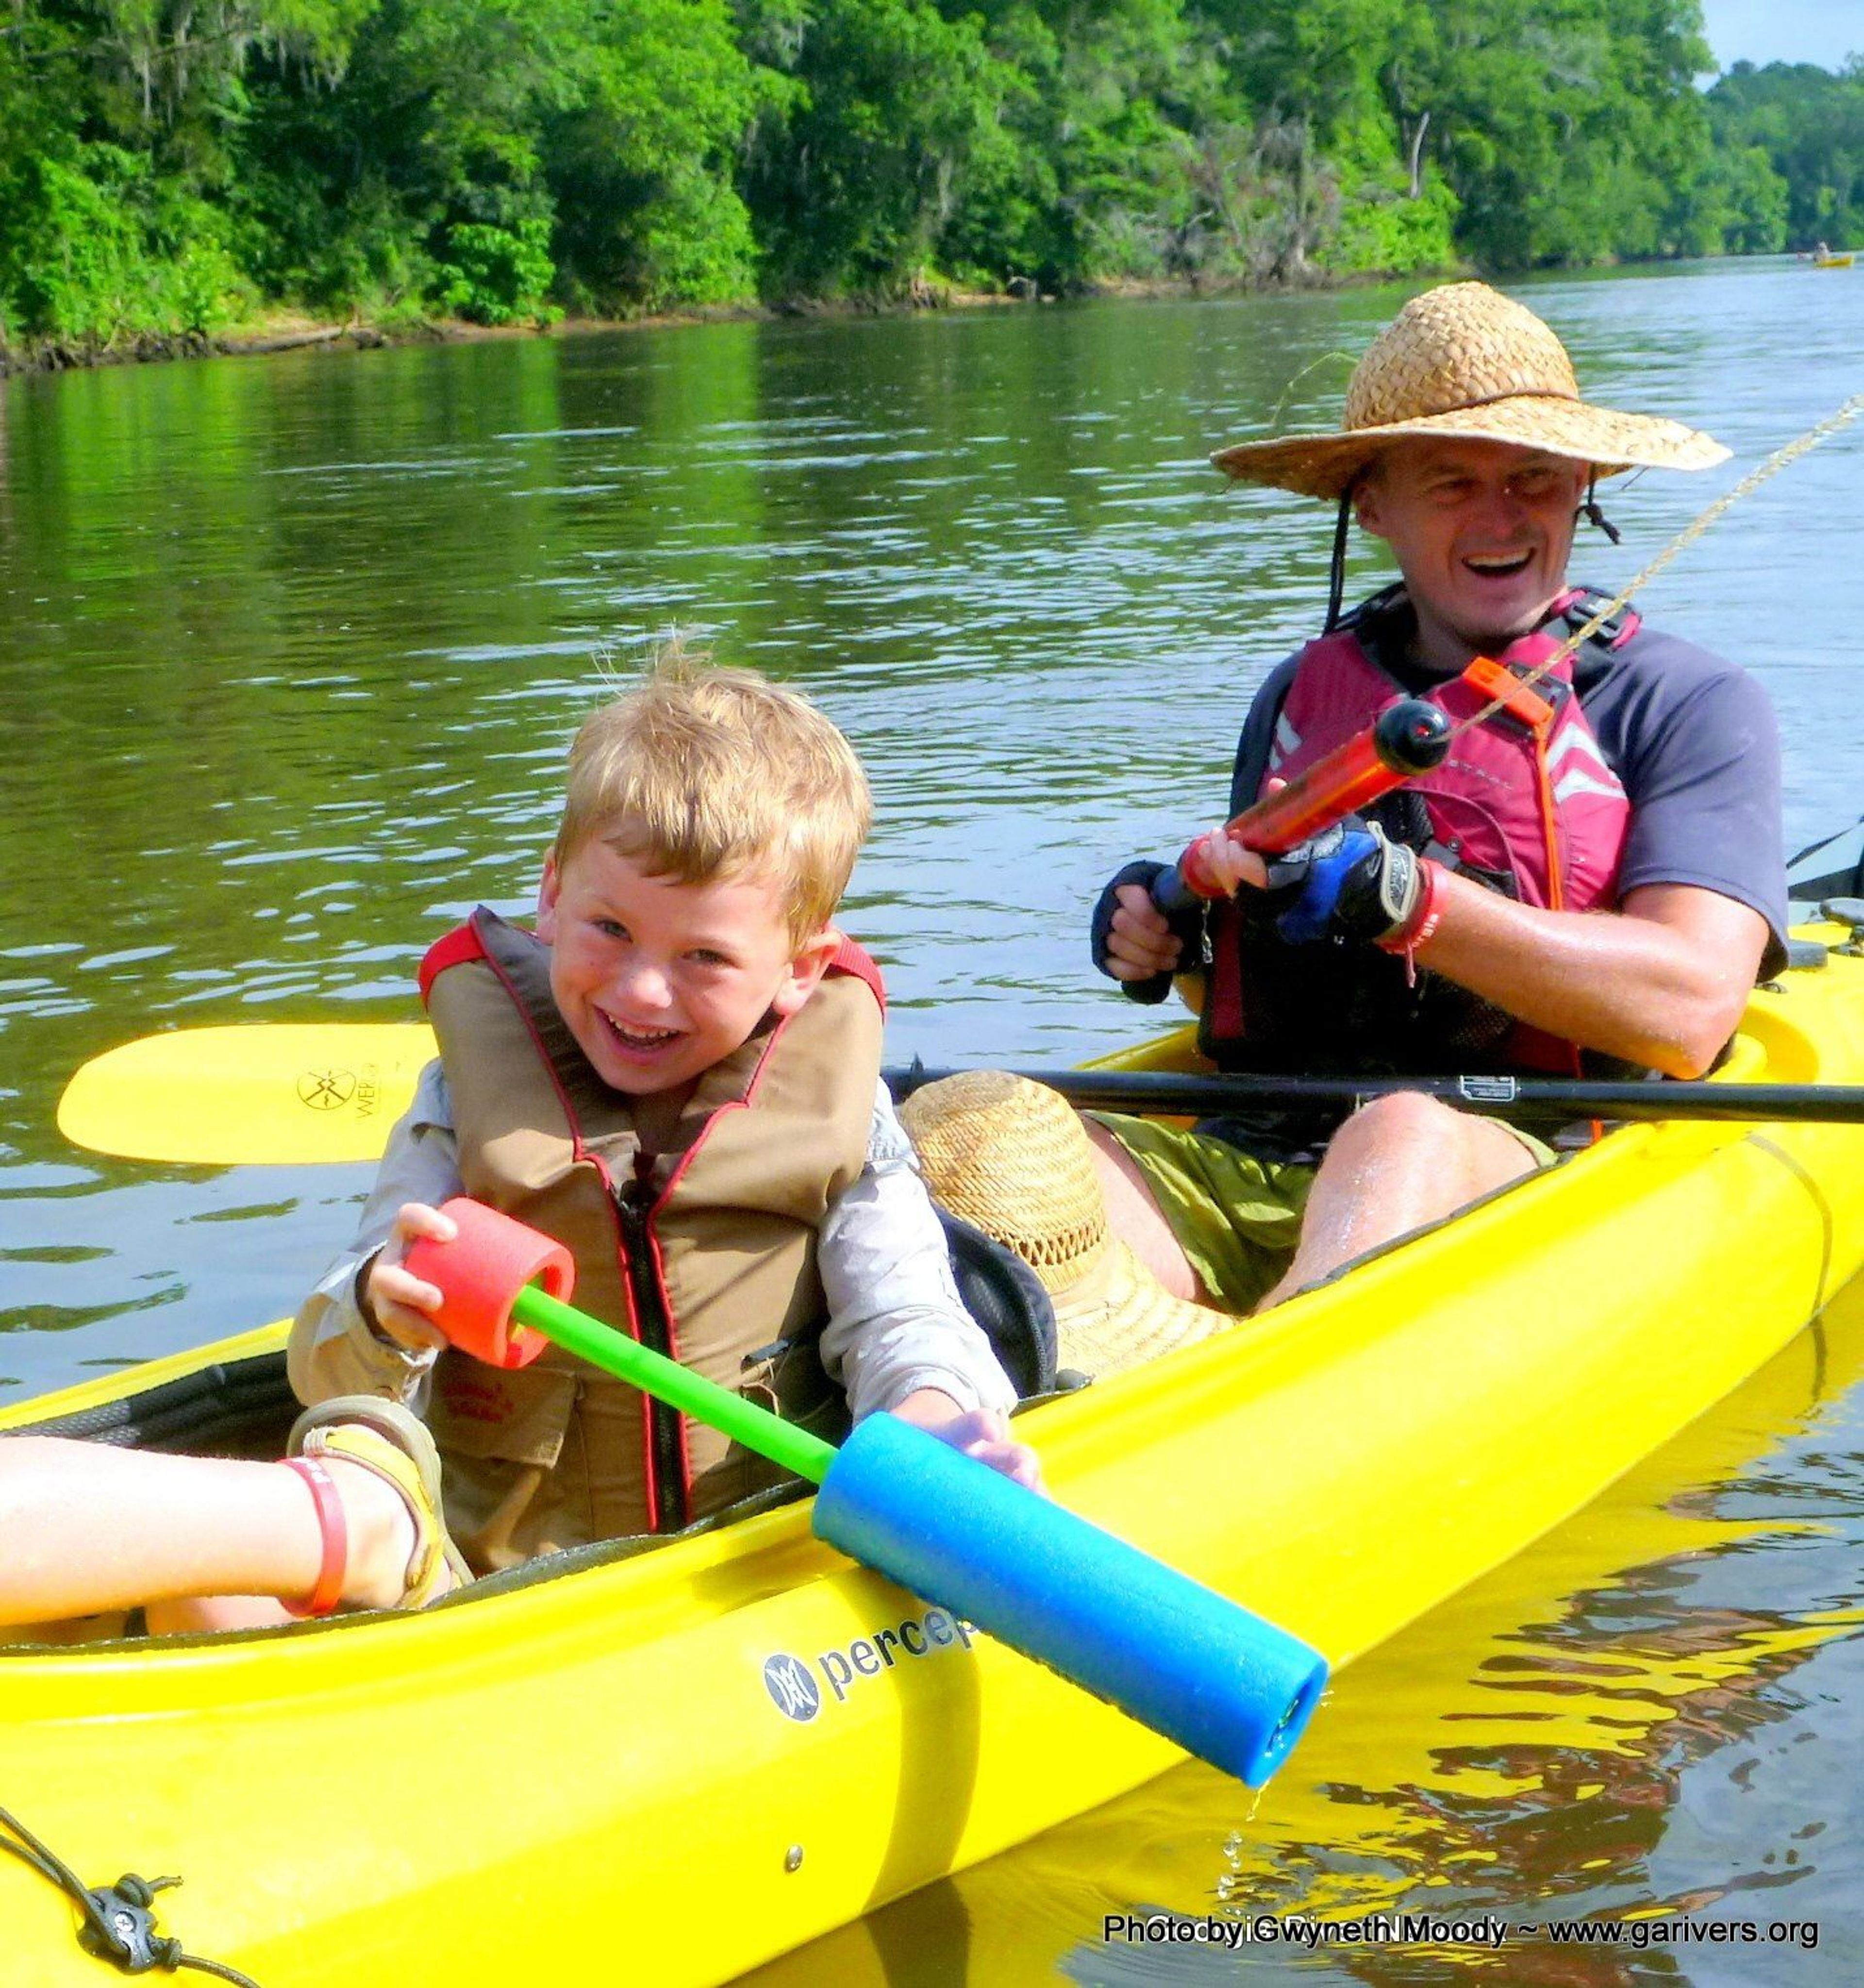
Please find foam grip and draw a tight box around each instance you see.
[402,1197,575,1370]
[812,1413,1327,1786]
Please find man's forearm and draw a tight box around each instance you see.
[1404,875,1767,1077]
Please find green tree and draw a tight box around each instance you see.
[1709,60,1864,249]
[740,0,1011,297]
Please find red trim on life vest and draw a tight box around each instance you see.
[457,911,668,1531]
[418,921,489,1002]
[827,936,886,1012]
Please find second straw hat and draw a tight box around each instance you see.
[899,1069,1228,1380]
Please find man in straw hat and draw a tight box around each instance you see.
[1079,280,1790,1318]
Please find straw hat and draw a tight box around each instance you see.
[898,1070,1228,1379]
[1210,282,1729,499]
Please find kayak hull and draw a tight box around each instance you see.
[8,928,1864,1984]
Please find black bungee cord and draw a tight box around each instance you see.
[0,1802,263,1985]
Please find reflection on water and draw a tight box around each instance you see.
[5,256,1864,1979]
[748,1281,1864,1986]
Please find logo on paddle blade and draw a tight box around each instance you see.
[298,1068,358,1112]
[762,1653,821,1722]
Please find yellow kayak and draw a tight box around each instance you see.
[10,921,1864,1986]
[1814,253,1854,269]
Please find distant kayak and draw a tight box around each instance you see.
[1813,252,1854,268]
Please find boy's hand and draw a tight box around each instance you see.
[888,1390,1045,1493]
[362,1202,457,1354]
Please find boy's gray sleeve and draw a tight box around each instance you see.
[286,1061,464,1409]
[816,1084,1017,1421]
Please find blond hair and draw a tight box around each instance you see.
[555,654,872,943]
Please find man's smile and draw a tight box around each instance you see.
[1463,550,1535,578]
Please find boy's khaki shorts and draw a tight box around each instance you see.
[1088,1109,1555,1316]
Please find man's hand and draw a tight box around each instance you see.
[1101,882,1184,981]
[1262,819,1423,945]
[1091,858,1208,1002]
[1179,816,1421,947]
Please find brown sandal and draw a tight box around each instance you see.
[284,1396,469,1612]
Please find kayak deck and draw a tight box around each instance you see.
[7,925,1864,1985]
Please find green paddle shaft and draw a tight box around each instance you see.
[510,1285,837,1486]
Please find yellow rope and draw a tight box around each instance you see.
[1452,393,1864,735]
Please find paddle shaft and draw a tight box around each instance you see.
[886,1066,1864,1125]
[52,1018,1864,1171]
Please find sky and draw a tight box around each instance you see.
[1698,0,1862,72]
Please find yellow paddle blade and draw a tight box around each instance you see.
[57,1022,437,1165]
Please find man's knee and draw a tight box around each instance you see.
[1333,1090,1533,1193]
[1333,1088,1465,1154]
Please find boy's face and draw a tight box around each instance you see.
[536,835,838,1099]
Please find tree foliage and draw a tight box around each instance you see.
[0,0,1836,359]
[1708,60,1864,251]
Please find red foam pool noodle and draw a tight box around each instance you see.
[403,1197,575,1369]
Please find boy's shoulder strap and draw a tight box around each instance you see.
[824,934,886,1011]
[417,918,485,998]
[417,910,501,1002]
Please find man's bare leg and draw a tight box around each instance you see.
[1083,1118,1210,1302]
[1254,1092,1535,1309]
[1087,1094,1535,1317]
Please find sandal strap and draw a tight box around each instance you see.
[281,1455,347,1618]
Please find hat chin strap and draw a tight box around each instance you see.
[1579,470,1621,546]
[1323,488,1355,632]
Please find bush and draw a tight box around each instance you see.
[0,143,251,347]
[436,216,559,325]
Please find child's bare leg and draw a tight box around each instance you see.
[0,1437,417,1627]
[144,1594,296,1635]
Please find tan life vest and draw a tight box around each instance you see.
[418,908,884,1570]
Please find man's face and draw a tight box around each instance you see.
[536,832,836,1101]
[1354,438,1590,665]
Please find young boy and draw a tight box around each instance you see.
[0,661,1035,1632]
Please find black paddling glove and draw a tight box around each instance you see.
[1091,859,1205,1004]
[1265,819,1421,946]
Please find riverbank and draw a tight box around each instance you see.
[0,267,1417,382]
[0,290,1046,381]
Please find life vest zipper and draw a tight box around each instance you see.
[614,1176,689,1533]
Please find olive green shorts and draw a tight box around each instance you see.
[1088,1110,1556,1315]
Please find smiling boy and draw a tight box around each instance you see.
[0,662,1033,1637]
[294,660,1035,1573]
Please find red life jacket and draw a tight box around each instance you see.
[1203,592,1634,1078]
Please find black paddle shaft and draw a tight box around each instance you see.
[884,1065,1864,1126]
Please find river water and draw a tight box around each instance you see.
[3,258,1863,1979]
